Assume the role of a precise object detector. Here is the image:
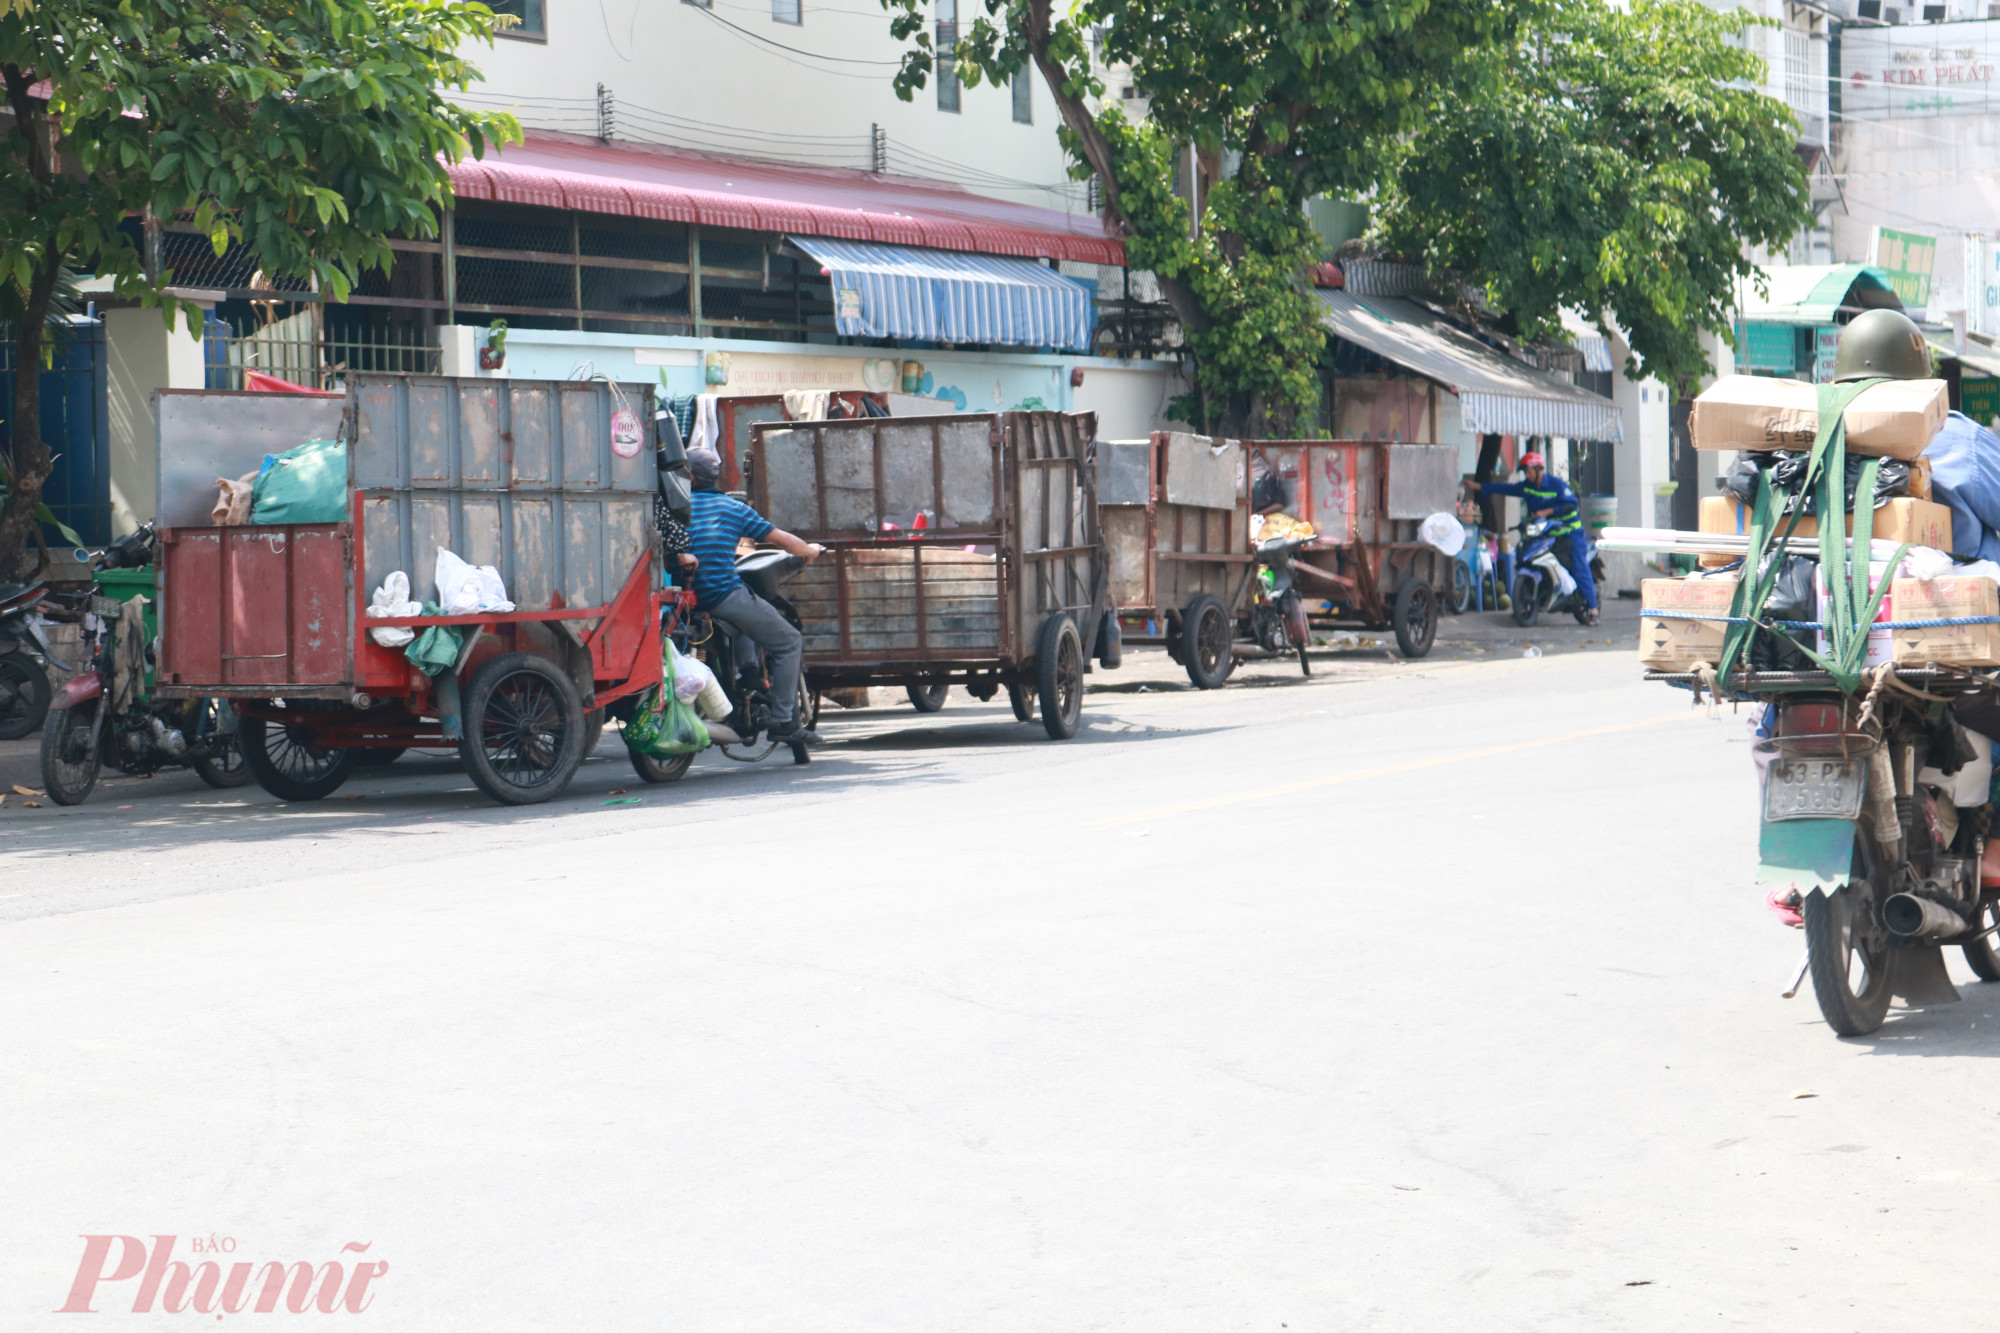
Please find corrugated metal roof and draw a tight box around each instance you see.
[1319,291,1624,442]
[1737,263,1901,325]
[447,131,1125,266]
[791,237,1096,351]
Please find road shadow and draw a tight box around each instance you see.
[1847,972,2000,1056]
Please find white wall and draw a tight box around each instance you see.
[463,1,1084,214]
[104,307,205,534]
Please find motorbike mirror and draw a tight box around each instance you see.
[655,408,688,472]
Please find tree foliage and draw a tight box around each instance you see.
[883,0,1503,433]
[1374,0,1813,388]
[0,0,518,576]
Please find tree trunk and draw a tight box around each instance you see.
[0,258,57,581]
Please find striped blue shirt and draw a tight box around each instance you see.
[688,490,774,607]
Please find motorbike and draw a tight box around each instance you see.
[0,573,74,740]
[1509,516,1594,627]
[37,525,251,805]
[620,551,817,784]
[1247,533,1314,676]
[1758,692,2000,1036]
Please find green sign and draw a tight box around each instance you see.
[1964,376,2000,429]
[1871,227,1937,307]
[1738,321,1799,373]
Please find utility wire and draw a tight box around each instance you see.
[689,4,907,66]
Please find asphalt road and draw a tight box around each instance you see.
[6,615,1994,1331]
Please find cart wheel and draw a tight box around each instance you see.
[1510,572,1541,627]
[242,716,357,802]
[458,652,587,806]
[631,748,694,784]
[39,702,102,806]
[1448,561,1471,615]
[1181,594,1232,690]
[906,680,950,713]
[1392,579,1438,659]
[1006,681,1034,722]
[1036,613,1085,740]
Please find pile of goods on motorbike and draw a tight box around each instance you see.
[1605,312,2000,1036]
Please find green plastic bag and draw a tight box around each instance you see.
[251,437,348,524]
[405,604,464,677]
[624,643,711,757]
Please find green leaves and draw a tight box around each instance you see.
[1374,0,1811,387]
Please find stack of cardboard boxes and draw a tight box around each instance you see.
[1641,375,2000,671]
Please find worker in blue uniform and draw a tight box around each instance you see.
[1467,451,1599,626]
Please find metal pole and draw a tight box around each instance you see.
[442,205,456,328]
[572,210,583,331]
[689,223,703,338]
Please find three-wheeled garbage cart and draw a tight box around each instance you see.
[744,410,1111,738]
[153,374,666,805]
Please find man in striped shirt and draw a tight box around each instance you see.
[686,448,825,741]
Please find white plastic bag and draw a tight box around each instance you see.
[435,547,514,614]
[1418,511,1465,557]
[669,643,718,703]
[367,571,421,647]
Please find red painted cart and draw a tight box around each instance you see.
[152,374,665,805]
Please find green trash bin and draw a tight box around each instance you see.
[93,565,158,688]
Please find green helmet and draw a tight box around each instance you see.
[1834,308,1932,382]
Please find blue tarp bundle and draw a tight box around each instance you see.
[1923,411,2000,563]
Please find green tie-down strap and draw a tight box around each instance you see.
[1715,378,1910,694]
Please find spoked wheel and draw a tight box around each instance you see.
[1511,573,1542,627]
[1803,883,1895,1036]
[0,650,51,741]
[1036,613,1085,740]
[191,700,252,789]
[458,652,586,805]
[1181,594,1233,690]
[1962,898,2000,982]
[242,716,358,802]
[631,748,695,784]
[39,702,102,806]
[1448,561,1471,615]
[1006,681,1034,722]
[906,680,950,713]
[1392,579,1438,659]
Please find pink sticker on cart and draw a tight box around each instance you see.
[610,407,643,458]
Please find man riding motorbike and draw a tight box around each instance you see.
[1466,452,1600,626]
[686,447,826,744]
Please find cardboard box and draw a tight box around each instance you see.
[1816,562,1897,669]
[1689,375,1948,459]
[1695,494,1953,567]
[1639,576,1738,669]
[1890,576,2000,666]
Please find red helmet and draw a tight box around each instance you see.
[1518,451,1546,471]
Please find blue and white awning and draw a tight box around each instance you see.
[790,236,1097,352]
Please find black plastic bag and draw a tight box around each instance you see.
[1250,455,1292,513]
[1766,451,1910,513]
[1750,555,1819,672]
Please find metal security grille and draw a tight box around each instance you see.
[205,308,439,391]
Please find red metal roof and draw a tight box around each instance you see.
[446,131,1125,267]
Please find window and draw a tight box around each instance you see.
[772,0,801,22]
[1012,71,1032,124]
[936,0,960,112]
[488,0,547,39]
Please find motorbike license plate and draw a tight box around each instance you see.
[1765,757,1866,822]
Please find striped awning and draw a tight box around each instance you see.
[790,237,1097,352]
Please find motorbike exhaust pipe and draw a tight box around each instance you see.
[704,721,744,745]
[1883,892,1969,942]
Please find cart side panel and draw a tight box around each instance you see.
[349,375,655,613]
[789,546,1002,661]
[1386,444,1460,520]
[154,389,346,531]
[1101,506,1153,610]
[755,416,1003,537]
[157,524,352,691]
[1152,433,1250,611]
[1007,412,1100,654]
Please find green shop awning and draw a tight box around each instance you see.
[1737,264,1904,326]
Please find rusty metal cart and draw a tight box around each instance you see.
[1098,432,1256,689]
[1243,440,1461,659]
[153,374,665,805]
[744,410,1108,738]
